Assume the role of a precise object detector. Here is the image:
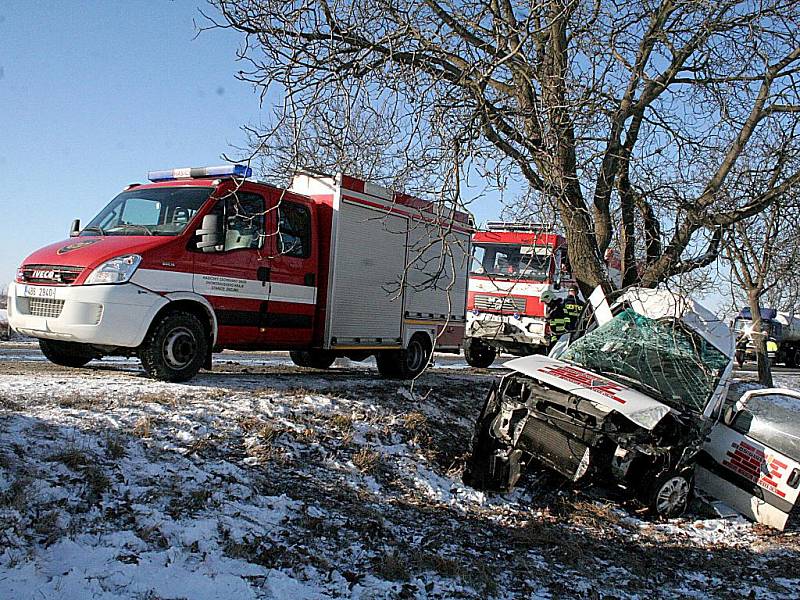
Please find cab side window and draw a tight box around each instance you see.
[278,201,311,258]
[224,193,265,251]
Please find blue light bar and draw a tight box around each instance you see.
[147,164,253,182]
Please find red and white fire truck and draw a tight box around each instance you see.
[464,222,576,367]
[7,165,471,382]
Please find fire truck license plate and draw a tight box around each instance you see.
[23,285,56,299]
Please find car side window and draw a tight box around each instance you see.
[224,193,265,251]
[278,201,311,258]
[730,410,753,434]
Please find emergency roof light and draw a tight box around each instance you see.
[486,221,556,233]
[147,164,252,182]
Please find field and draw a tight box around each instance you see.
[1,343,799,599]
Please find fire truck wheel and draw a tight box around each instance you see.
[289,350,336,369]
[787,349,799,369]
[464,338,497,368]
[39,339,97,368]
[644,469,693,518]
[140,312,208,382]
[377,334,431,379]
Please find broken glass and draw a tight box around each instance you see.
[560,308,729,413]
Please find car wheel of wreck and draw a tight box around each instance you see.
[646,470,693,518]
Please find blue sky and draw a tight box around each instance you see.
[0,1,504,289]
[0,1,258,284]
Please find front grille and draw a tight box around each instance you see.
[473,294,527,312]
[28,298,65,319]
[21,264,83,285]
[518,416,590,481]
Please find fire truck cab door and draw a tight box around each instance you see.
[192,192,269,347]
[260,193,317,347]
[695,389,800,530]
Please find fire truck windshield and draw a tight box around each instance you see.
[83,187,213,237]
[471,243,551,281]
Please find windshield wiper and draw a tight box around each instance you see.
[81,225,106,236]
[116,224,153,236]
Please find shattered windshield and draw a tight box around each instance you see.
[560,308,729,412]
[471,243,551,281]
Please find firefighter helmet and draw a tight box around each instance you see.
[540,290,556,304]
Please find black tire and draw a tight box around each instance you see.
[464,337,497,368]
[644,469,693,518]
[140,311,208,382]
[289,350,336,369]
[376,334,431,379]
[787,349,799,369]
[39,339,97,368]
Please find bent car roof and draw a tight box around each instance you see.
[615,287,734,358]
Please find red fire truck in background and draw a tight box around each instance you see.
[8,165,471,382]
[464,222,575,367]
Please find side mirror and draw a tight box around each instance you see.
[195,214,223,253]
[70,219,81,237]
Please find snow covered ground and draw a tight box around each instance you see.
[1,344,799,599]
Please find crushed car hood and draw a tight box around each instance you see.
[504,355,671,430]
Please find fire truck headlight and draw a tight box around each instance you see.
[85,254,142,285]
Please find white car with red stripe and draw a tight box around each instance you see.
[7,165,472,382]
[696,388,800,530]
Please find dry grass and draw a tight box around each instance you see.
[47,447,88,469]
[244,422,290,463]
[105,432,126,460]
[352,448,380,473]
[132,416,152,438]
[84,465,110,500]
[330,413,353,432]
[0,477,31,511]
[237,416,264,433]
[33,509,62,545]
[410,551,461,579]
[375,551,410,581]
[135,523,169,549]
[403,411,428,431]
[46,445,109,502]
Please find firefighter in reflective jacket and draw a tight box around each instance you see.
[563,284,585,331]
[541,290,569,347]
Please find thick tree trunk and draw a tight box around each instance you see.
[747,292,774,387]
[558,194,610,296]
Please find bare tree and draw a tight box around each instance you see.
[204,0,800,294]
[724,187,800,385]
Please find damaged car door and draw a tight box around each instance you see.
[695,389,800,530]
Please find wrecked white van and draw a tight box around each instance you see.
[464,287,735,517]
